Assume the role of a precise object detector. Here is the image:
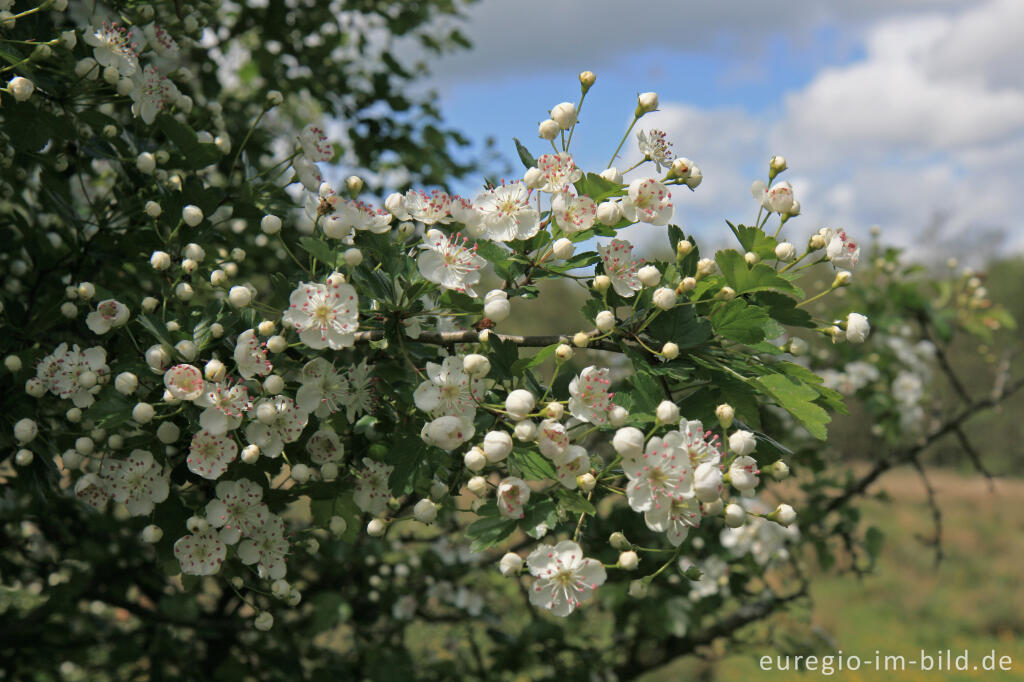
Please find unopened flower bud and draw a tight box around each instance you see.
[770,460,790,481]
[809,234,826,250]
[263,374,284,395]
[545,402,564,420]
[551,238,574,260]
[609,405,629,427]
[182,205,203,227]
[769,503,797,527]
[652,287,676,310]
[555,343,573,361]
[241,444,260,464]
[513,420,537,441]
[595,310,615,332]
[637,265,661,287]
[717,286,736,301]
[228,285,251,308]
[115,372,139,395]
[596,200,623,226]
[344,248,363,266]
[833,270,852,287]
[538,119,560,140]
[678,276,697,293]
[491,549,524,580]
[345,175,364,196]
[321,462,338,481]
[599,167,623,184]
[550,102,577,130]
[618,550,639,571]
[724,503,747,528]
[466,476,488,496]
[523,166,544,189]
[661,342,679,360]
[696,258,715,277]
[577,472,596,492]
[775,242,796,261]
[744,251,760,265]
[572,331,589,348]
[132,403,155,424]
[593,274,612,293]
[141,524,163,543]
[366,518,387,537]
[464,447,487,472]
[655,400,679,424]
[142,296,159,312]
[579,70,596,93]
[628,580,648,598]
[636,91,659,116]
[413,498,438,524]
[9,76,35,102]
[267,335,287,353]
[715,403,735,429]
[505,389,535,421]
[769,155,787,175]
[463,354,490,377]
[254,611,274,631]
[329,515,347,535]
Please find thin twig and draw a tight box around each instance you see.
[909,455,944,566]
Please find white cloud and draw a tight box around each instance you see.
[615,0,1024,259]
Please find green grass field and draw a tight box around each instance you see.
[643,469,1024,681]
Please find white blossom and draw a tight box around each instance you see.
[475,182,540,242]
[174,530,226,576]
[282,276,359,350]
[598,239,643,298]
[85,299,130,334]
[497,477,530,519]
[100,449,169,516]
[234,330,271,380]
[354,458,393,516]
[526,540,606,616]
[568,365,615,425]
[621,178,673,225]
[244,396,309,458]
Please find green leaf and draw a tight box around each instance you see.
[575,172,623,202]
[487,335,519,377]
[157,115,221,169]
[466,515,518,552]
[710,299,770,344]
[646,305,713,349]
[136,313,176,349]
[555,489,595,515]
[298,237,337,267]
[473,239,508,265]
[510,343,558,375]
[509,449,557,480]
[630,371,664,414]
[386,438,427,494]
[521,498,558,537]
[715,249,804,298]
[513,137,537,169]
[727,222,779,260]
[753,292,814,328]
[756,373,831,440]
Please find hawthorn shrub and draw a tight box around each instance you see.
[0,2,1018,680]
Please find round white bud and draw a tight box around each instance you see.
[613,427,645,459]
[136,152,156,174]
[14,418,38,444]
[413,498,438,524]
[555,343,573,361]
[770,460,790,481]
[572,331,589,348]
[592,274,611,293]
[550,102,577,129]
[551,238,575,260]
[636,91,659,115]
[145,345,170,371]
[114,372,138,395]
[655,400,679,425]
[618,550,639,571]
[141,296,159,312]
[256,402,277,424]
[773,503,797,527]
[290,463,310,483]
[366,518,387,537]
[344,248,363,266]
[9,76,35,102]
[728,430,756,456]
[505,389,535,421]
[483,430,513,463]
[253,612,274,632]
[680,276,697,292]
[599,167,623,184]
[329,515,347,536]
[483,298,510,323]
[577,472,596,492]
[260,214,282,235]
[174,283,194,301]
[228,286,251,308]
[321,462,339,481]
[596,201,623,226]
[661,342,679,360]
[637,265,661,287]
[608,405,629,427]
[775,242,796,261]
[266,335,287,353]
[60,302,77,319]
[595,310,615,332]
[263,374,285,395]
[628,580,649,599]
[499,552,523,577]
[545,402,564,420]
[66,407,83,423]
[241,444,260,464]
[182,205,203,227]
[463,354,490,377]
[715,403,735,428]
[464,447,487,472]
[156,422,180,444]
[652,287,676,310]
[5,355,22,372]
[513,420,537,441]
[25,378,47,398]
[724,503,747,528]
[538,119,560,140]
[132,403,155,424]
[141,524,163,543]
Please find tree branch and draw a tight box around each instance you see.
[824,375,1024,516]
[353,328,626,353]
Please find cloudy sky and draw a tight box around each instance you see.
[415,0,1023,260]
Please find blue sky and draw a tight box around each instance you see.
[406,0,1024,261]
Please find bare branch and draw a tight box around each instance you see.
[824,375,1024,516]
[909,456,944,566]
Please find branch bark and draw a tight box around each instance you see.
[352,328,626,353]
